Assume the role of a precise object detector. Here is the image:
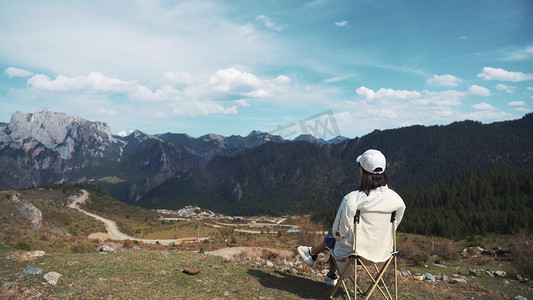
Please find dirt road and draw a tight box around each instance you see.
[69,190,190,245]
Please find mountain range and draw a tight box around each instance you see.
[1,109,532,216]
[0,109,345,206]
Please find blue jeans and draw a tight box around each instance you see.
[324,232,336,266]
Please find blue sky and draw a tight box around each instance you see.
[1,0,532,139]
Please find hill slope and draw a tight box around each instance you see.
[139,114,533,217]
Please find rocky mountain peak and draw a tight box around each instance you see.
[0,109,115,159]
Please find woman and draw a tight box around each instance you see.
[298,149,406,286]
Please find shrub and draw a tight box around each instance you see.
[18,241,31,251]
[466,236,485,248]
[434,239,459,260]
[397,240,429,265]
[70,242,88,253]
[296,216,321,246]
[122,240,135,248]
[510,229,533,277]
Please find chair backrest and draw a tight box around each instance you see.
[354,210,396,263]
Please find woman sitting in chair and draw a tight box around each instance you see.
[298,149,406,286]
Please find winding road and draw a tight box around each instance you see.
[69,190,199,245]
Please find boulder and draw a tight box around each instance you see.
[503,279,509,286]
[6,250,45,262]
[43,272,61,286]
[27,250,45,259]
[450,277,467,284]
[182,268,200,275]
[494,270,507,277]
[19,267,42,279]
[98,245,115,252]
[449,276,467,284]
[10,194,42,230]
[424,273,436,282]
[413,274,424,281]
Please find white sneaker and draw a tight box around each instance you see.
[297,246,315,267]
[324,273,338,286]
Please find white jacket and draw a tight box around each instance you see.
[332,185,406,260]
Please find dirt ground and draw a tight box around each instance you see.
[205,246,294,260]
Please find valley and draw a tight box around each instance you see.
[1,185,533,299]
[1,109,532,298]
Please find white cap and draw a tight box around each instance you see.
[356,149,386,174]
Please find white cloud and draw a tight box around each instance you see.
[477,67,533,82]
[234,99,250,107]
[356,86,490,107]
[417,90,463,106]
[501,45,533,61]
[472,102,495,110]
[494,84,516,93]
[459,36,467,40]
[508,101,526,106]
[324,74,354,83]
[209,68,290,98]
[5,67,33,78]
[356,86,420,101]
[467,85,491,96]
[335,20,348,27]
[347,85,500,132]
[426,74,461,87]
[210,68,261,93]
[22,70,244,117]
[0,2,271,82]
[163,72,193,86]
[27,72,136,93]
[21,67,295,118]
[273,75,291,85]
[527,87,533,90]
[355,86,375,100]
[374,88,421,99]
[463,111,512,120]
[256,15,287,31]
[515,107,532,112]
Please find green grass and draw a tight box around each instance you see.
[0,189,103,253]
[1,248,532,299]
[2,186,533,299]
[96,176,125,184]
[0,250,333,299]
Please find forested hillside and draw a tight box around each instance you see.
[139,114,533,224]
[312,166,533,239]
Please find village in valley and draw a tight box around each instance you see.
[155,205,299,235]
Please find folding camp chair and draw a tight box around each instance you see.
[328,210,398,300]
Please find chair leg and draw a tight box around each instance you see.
[353,258,357,300]
[359,262,388,299]
[329,258,352,299]
[364,258,394,299]
[394,256,398,300]
[372,264,392,299]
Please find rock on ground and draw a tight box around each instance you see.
[19,267,42,279]
[43,272,61,286]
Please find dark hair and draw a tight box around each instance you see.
[357,164,390,196]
